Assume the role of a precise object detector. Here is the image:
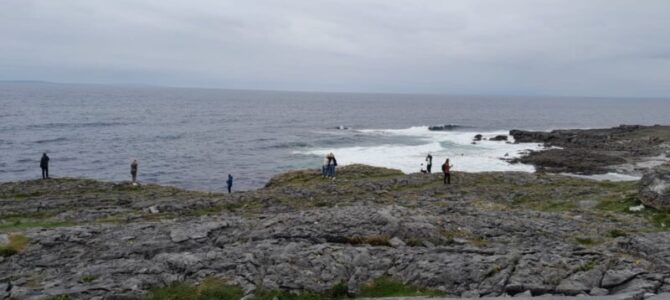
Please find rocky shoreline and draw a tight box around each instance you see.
[1,161,670,299]
[509,125,670,176]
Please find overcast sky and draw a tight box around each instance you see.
[1,0,669,97]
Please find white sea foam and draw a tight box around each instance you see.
[295,126,545,174]
[560,172,641,182]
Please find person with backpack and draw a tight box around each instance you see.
[441,158,453,184]
[40,153,50,179]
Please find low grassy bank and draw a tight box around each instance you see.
[144,277,447,300]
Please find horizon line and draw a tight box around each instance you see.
[1,79,669,100]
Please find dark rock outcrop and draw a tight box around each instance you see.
[489,135,508,141]
[510,125,670,175]
[639,164,670,210]
[428,124,461,131]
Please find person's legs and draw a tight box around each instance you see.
[447,173,451,184]
[227,185,231,193]
[443,173,447,184]
[42,168,46,179]
[332,166,336,178]
[132,172,137,183]
[427,164,432,174]
[45,167,49,179]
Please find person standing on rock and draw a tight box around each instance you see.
[425,154,433,173]
[327,153,337,179]
[40,153,50,179]
[130,160,138,183]
[441,158,453,184]
[227,174,234,193]
[322,155,329,178]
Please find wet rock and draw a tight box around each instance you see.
[428,124,461,131]
[490,135,508,141]
[639,164,670,210]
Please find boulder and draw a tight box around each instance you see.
[473,134,483,142]
[428,124,461,131]
[490,135,508,141]
[639,164,670,210]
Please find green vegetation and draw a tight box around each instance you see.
[0,233,29,257]
[80,275,96,283]
[345,235,391,247]
[577,259,598,272]
[574,236,603,246]
[485,264,503,277]
[48,296,71,300]
[0,217,76,232]
[440,228,488,247]
[145,278,244,300]
[145,277,445,300]
[608,229,628,238]
[0,191,43,200]
[596,191,670,229]
[358,277,447,298]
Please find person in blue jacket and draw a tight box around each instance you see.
[226,174,233,193]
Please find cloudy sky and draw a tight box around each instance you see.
[1,0,669,96]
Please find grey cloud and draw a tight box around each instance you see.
[1,0,669,97]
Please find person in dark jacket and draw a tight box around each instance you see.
[226,174,233,193]
[130,160,138,183]
[40,153,49,179]
[441,158,453,184]
[327,153,337,179]
[425,154,433,174]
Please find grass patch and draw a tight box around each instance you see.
[485,264,503,277]
[597,193,670,229]
[608,229,628,238]
[577,259,598,272]
[358,277,447,298]
[146,278,243,300]
[146,277,445,300]
[575,236,602,246]
[80,275,96,283]
[0,233,29,257]
[510,194,578,212]
[0,191,43,200]
[346,235,391,247]
[0,218,76,232]
[405,239,425,247]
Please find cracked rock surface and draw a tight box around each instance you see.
[1,165,669,299]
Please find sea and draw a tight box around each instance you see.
[1,82,669,191]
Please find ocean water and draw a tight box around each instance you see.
[1,82,669,191]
